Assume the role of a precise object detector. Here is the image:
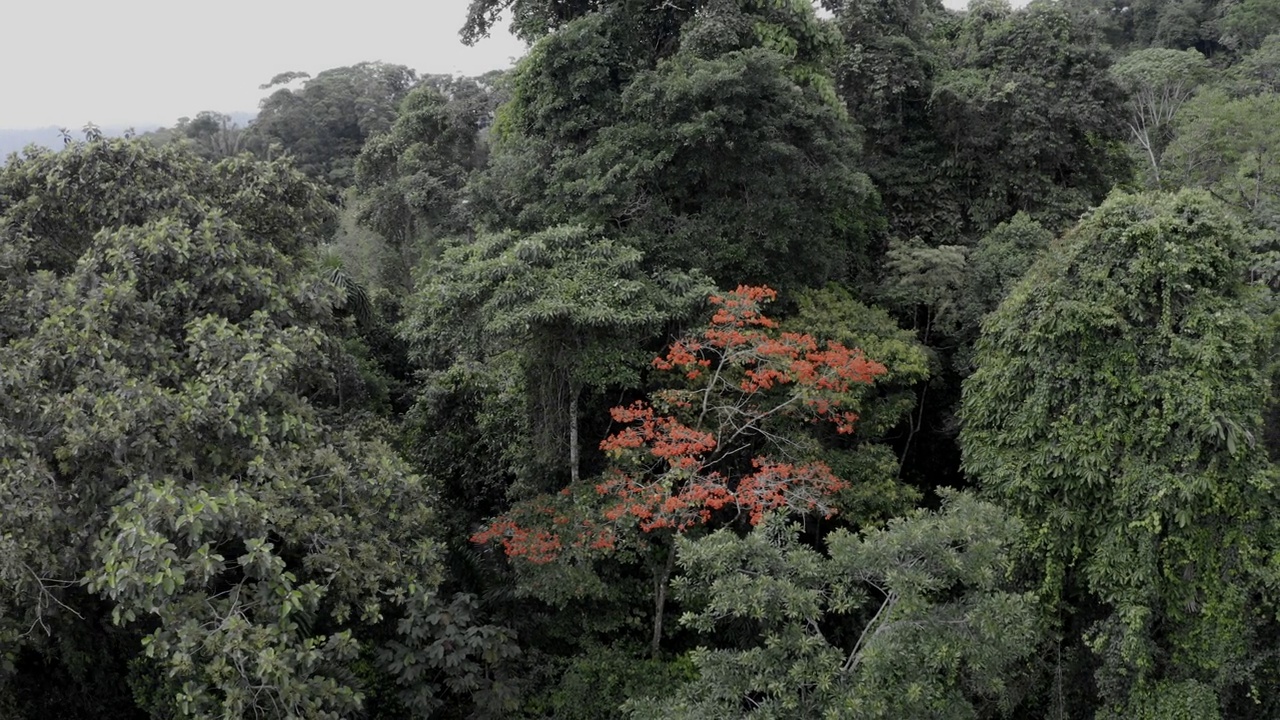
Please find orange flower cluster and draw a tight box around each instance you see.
[600,402,717,466]
[596,468,735,532]
[593,458,848,531]
[472,504,618,564]
[471,518,564,564]
[735,458,847,525]
[707,285,779,329]
[654,285,885,430]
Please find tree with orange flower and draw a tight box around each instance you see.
[474,285,887,655]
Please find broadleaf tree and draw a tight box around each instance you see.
[0,139,472,718]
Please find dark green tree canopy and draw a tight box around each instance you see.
[249,62,418,189]
[1057,0,1231,53]
[355,76,499,248]
[463,0,688,45]
[473,1,877,290]
[9,0,1280,711]
[928,1,1131,234]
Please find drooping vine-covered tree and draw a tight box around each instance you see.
[404,224,711,494]
[961,190,1280,716]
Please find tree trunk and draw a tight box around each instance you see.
[569,386,580,484]
[651,548,675,659]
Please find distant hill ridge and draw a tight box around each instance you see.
[0,112,256,161]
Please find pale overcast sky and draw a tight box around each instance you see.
[1,0,986,129]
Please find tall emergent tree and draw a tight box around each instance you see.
[961,190,1280,716]
[1110,48,1209,186]
[469,0,880,290]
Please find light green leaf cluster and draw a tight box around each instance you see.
[631,491,1038,719]
[404,223,711,489]
[1098,679,1222,720]
[1219,0,1280,51]
[408,224,709,389]
[1165,91,1280,226]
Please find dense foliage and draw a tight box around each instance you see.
[5,0,1280,717]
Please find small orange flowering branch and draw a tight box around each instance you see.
[472,498,619,564]
[473,285,887,563]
